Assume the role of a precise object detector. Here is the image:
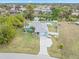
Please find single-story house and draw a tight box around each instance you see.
[32,21,48,33]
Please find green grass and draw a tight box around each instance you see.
[48,22,57,32]
[0,29,40,54]
[47,22,61,58]
[48,25,57,32]
[58,22,79,59]
[48,36,61,58]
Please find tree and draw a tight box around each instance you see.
[51,8,61,20]
[5,14,25,28]
[15,14,25,27]
[0,24,16,44]
[0,14,25,44]
[26,4,35,20]
[59,6,72,21]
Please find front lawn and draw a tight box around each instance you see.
[48,21,79,59]
[58,22,79,59]
[0,29,40,54]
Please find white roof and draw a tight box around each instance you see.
[32,21,48,33]
[34,7,51,12]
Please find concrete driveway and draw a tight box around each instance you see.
[38,22,58,59]
[38,35,52,56]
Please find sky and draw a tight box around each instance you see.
[0,0,79,3]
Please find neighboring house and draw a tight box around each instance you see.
[33,8,41,15]
[19,5,26,12]
[0,8,8,15]
[34,6,51,15]
[10,5,17,14]
[10,5,26,14]
[41,7,51,13]
[72,13,79,16]
[71,9,79,16]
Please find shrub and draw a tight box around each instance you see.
[0,25,16,44]
[59,43,64,49]
[27,26,35,33]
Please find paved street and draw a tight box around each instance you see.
[0,53,58,59]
